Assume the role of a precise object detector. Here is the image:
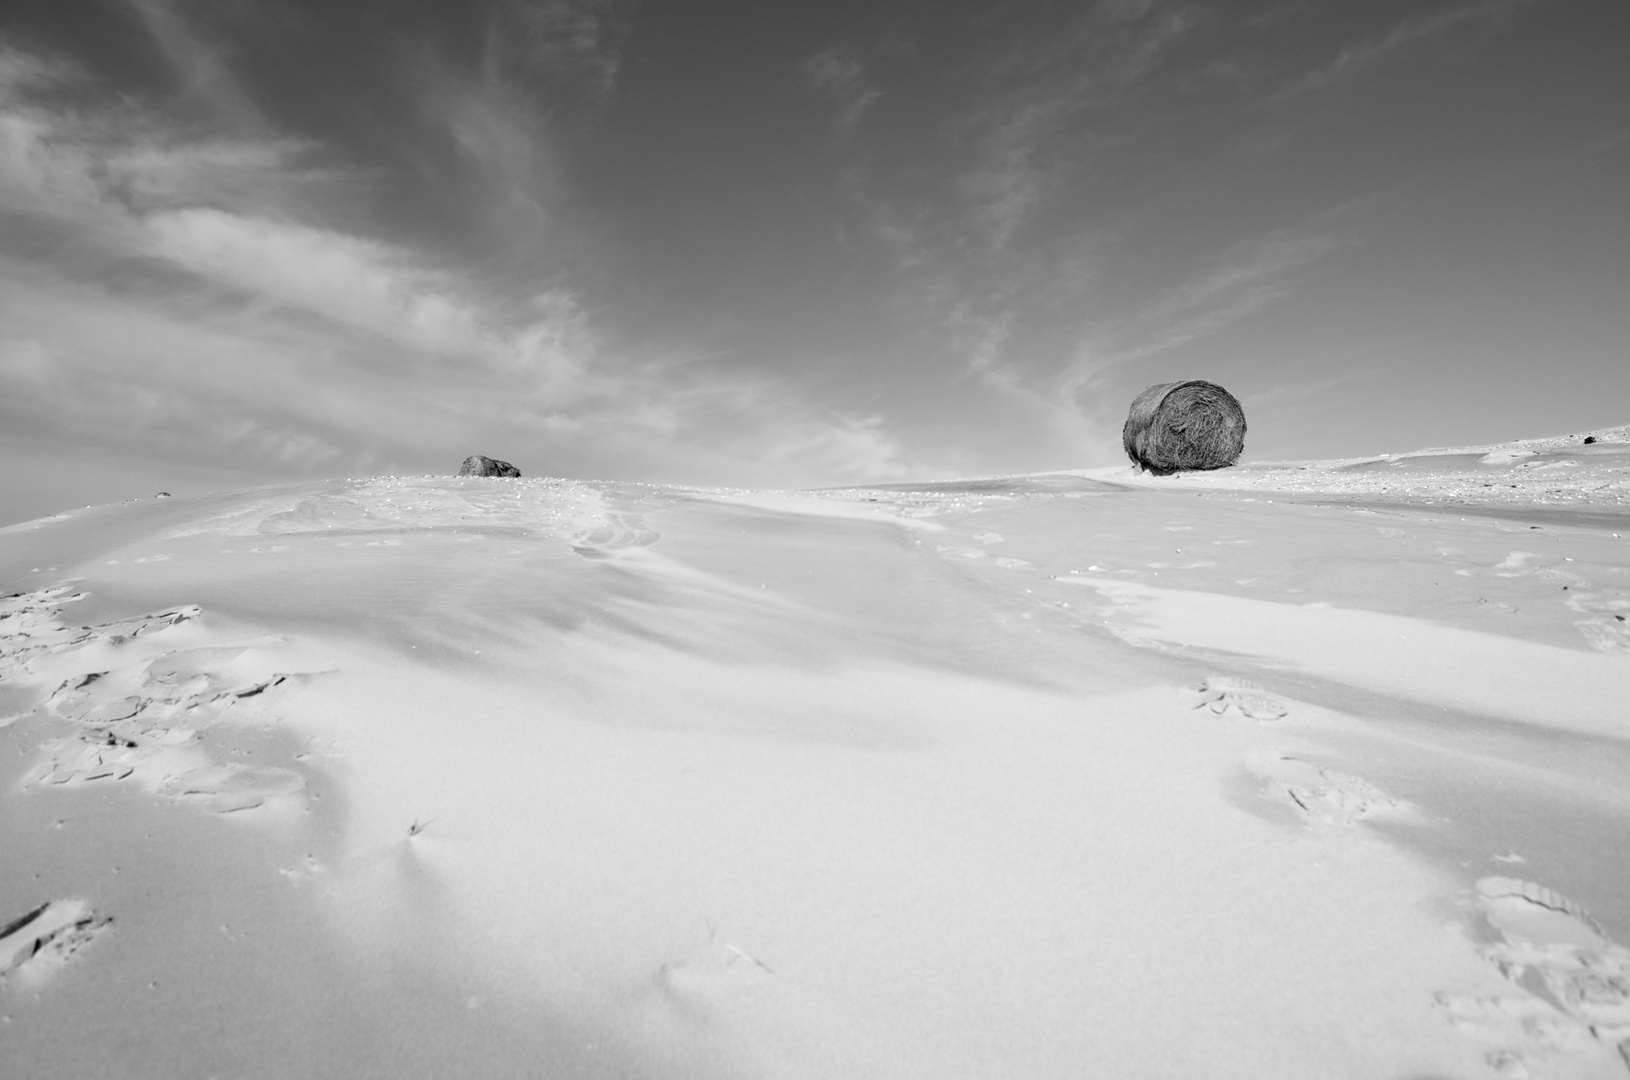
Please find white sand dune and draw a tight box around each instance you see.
[3,435,1629,1078]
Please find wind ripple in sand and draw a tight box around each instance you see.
[571,513,660,560]
[1438,878,1630,1077]
[180,476,604,539]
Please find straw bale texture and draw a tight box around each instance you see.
[1122,380,1246,475]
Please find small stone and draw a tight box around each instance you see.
[457,455,521,478]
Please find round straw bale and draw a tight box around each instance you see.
[1121,380,1246,475]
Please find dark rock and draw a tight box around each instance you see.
[457,455,521,478]
[1583,436,1597,444]
[155,492,171,498]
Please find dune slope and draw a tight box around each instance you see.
[3,449,1629,1078]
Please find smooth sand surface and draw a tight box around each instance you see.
[3,434,1629,1078]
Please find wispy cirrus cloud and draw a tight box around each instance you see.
[1279,0,1532,97]
[1100,2,1205,85]
[495,0,632,121]
[949,4,1204,253]
[804,46,883,134]
[826,2,1213,412]
[124,0,263,123]
[1101,228,1345,366]
[931,222,1344,458]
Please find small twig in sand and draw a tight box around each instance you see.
[724,944,775,975]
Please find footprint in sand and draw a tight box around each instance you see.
[1242,750,1403,827]
[25,662,291,794]
[1437,878,1630,1077]
[25,738,145,786]
[1567,590,1630,654]
[3,586,305,812]
[0,584,84,623]
[1,588,198,672]
[571,514,660,560]
[52,692,146,725]
[1575,620,1630,654]
[1194,675,1288,721]
[0,899,112,985]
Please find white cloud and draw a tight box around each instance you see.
[655,379,915,485]
[758,414,910,482]
[108,139,329,215]
[0,99,106,216]
[0,44,71,94]
[0,338,55,386]
[144,209,487,355]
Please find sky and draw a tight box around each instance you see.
[1,0,1626,523]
